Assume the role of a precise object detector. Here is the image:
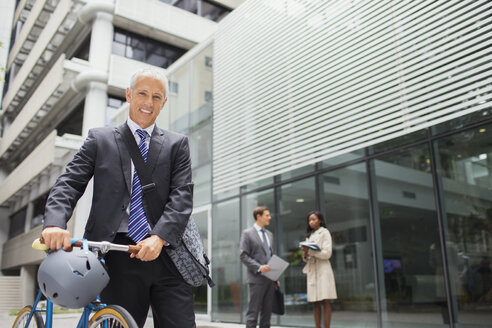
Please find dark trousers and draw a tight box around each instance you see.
[246,281,275,328]
[101,234,195,328]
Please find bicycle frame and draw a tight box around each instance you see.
[22,290,111,328]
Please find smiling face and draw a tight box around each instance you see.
[126,76,167,129]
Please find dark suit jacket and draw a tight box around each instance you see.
[240,226,276,284]
[44,123,193,246]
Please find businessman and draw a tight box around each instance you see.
[240,206,277,328]
[41,67,195,328]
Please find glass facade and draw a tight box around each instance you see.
[163,43,213,314]
[435,124,492,326]
[211,113,492,327]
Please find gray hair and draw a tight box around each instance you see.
[129,67,169,98]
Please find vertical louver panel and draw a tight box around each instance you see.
[213,0,492,194]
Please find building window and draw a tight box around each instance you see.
[200,0,230,22]
[174,0,230,22]
[112,28,187,68]
[169,81,179,95]
[9,206,27,238]
[56,101,83,136]
[71,33,91,61]
[32,193,48,228]
[107,96,126,126]
[204,56,212,68]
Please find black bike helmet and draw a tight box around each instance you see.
[37,249,109,309]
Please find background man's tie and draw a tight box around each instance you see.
[260,228,272,261]
[128,129,149,243]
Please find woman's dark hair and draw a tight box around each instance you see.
[305,211,327,238]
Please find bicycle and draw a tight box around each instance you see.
[12,238,141,328]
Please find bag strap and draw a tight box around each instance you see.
[121,124,163,225]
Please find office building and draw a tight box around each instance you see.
[1,0,491,327]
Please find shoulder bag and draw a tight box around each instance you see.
[122,125,214,288]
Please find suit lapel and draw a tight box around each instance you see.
[147,127,165,174]
[114,124,132,194]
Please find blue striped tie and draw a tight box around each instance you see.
[128,129,149,243]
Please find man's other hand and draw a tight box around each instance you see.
[41,226,72,250]
[259,265,271,273]
[131,235,165,261]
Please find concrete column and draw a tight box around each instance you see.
[82,81,109,136]
[82,10,114,137]
[20,265,37,305]
[77,4,114,236]
[24,202,33,232]
[88,11,113,71]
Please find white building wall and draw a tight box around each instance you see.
[213,0,492,194]
[0,0,15,102]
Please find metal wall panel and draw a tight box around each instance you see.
[213,0,492,194]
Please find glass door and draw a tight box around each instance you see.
[193,205,212,319]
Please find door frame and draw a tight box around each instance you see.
[193,204,212,320]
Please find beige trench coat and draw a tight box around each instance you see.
[302,227,337,302]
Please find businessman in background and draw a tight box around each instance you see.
[240,206,277,328]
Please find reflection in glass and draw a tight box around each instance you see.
[190,45,213,130]
[192,163,211,207]
[276,177,316,326]
[243,177,274,192]
[320,164,377,327]
[372,145,448,327]
[321,150,365,169]
[435,124,492,326]
[432,108,492,136]
[367,130,428,156]
[212,198,241,322]
[189,123,211,168]
[168,64,190,134]
[280,164,315,181]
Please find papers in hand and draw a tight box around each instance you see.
[299,241,321,251]
[262,255,289,281]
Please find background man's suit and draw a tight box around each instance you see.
[44,123,195,327]
[240,226,277,328]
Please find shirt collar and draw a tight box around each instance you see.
[254,223,263,231]
[126,117,155,138]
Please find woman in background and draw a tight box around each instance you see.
[301,211,337,328]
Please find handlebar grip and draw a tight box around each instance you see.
[32,238,48,251]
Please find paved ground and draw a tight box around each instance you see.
[0,311,292,328]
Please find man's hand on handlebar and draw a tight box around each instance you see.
[41,226,72,251]
[131,235,166,262]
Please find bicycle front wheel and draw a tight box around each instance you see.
[12,305,44,328]
[88,305,138,328]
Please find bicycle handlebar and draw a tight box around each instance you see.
[32,238,141,254]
